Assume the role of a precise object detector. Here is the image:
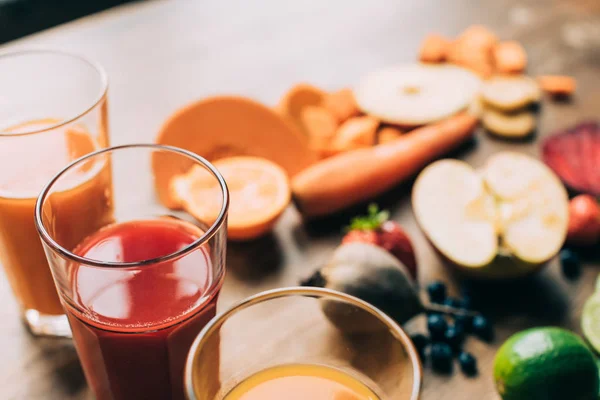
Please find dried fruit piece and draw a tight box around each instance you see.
[300,106,338,154]
[482,108,536,138]
[447,25,497,78]
[419,34,450,63]
[481,75,540,111]
[494,41,528,73]
[541,121,600,196]
[537,75,576,97]
[277,83,327,133]
[354,64,481,125]
[377,126,404,144]
[457,25,498,51]
[329,116,379,153]
[322,88,360,122]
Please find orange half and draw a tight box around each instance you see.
[170,156,291,241]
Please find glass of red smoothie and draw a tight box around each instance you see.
[35,144,228,400]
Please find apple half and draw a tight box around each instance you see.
[412,152,569,280]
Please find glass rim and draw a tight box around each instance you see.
[35,143,230,268]
[0,49,109,137]
[184,286,422,400]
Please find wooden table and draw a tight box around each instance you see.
[1,0,600,398]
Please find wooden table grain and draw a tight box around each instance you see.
[1,0,600,398]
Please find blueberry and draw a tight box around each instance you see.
[443,297,462,309]
[459,295,472,310]
[427,281,447,304]
[410,333,430,361]
[430,342,453,373]
[458,352,477,376]
[472,315,494,342]
[410,333,429,349]
[453,314,473,333]
[443,324,465,352]
[560,249,581,279]
[427,314,448,341]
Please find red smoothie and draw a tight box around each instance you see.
[65,219,222,400]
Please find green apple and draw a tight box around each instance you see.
[412,152,569,279]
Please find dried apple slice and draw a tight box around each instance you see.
[482,108,536,138]
[481,75,540,111]
[412,152,569,279]
[354,64,481,125]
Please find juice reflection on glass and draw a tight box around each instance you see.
[185,288,422,400]
[36,145,228,400]
[0,50,109,337]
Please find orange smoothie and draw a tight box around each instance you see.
[224,364,380,400]
[0,119,112,315]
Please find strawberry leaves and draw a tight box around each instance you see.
[347,204,390,231]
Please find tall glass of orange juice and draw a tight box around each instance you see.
[185,287,422,400]
[0,50,110,337]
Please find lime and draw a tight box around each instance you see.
[597,358,600,397]
[583,293,600,354]
[494,327,598,400]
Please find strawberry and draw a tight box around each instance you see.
[567,194,600,246]
[342,204,418,279]
[542,121,600,196]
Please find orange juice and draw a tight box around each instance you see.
[0,119,112,315]
[224,364,380,400]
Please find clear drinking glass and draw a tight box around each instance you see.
[0,50,109,337]
[185,287,422,400]
[35,144,229,400]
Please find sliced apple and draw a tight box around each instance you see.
[412,152,569,279]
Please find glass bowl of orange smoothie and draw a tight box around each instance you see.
[0,50,110,337]
[185,287,422,400]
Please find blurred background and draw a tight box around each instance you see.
[0,0,136,43]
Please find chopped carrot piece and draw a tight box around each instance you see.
[537,75,576,96]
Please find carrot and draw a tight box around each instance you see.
[292,113,478,217]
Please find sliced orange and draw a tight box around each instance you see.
[154,96,315,208]
[170,156,291,241]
